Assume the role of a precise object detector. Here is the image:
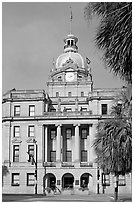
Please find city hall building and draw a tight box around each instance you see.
[2,32,131,194]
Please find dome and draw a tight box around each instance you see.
[56,52,85,69]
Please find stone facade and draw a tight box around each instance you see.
[2,33,131,195]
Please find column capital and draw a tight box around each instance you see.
[88,124,93,127]
[56,124,62,127]
[74,124,80,127]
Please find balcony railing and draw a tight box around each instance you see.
[61,162,74,167]
[44,111,92,118]
[80,162,93,167]
[43,162,56,167]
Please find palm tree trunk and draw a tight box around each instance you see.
[114,175,119,201]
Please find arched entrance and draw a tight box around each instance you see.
[80,173,92,188]
[62,173,74,189]
[43,173,56,189]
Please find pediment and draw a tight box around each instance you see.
[26,138,35,143]
[12,138,22,143]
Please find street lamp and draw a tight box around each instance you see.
[34,139,38,195]
[97,165,100,194]
[27,139,38,195]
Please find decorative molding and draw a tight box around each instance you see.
[26,137,36,143]
[12,137,22,143]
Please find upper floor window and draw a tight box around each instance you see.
[101,104,108,115]
[81,150,87,162]
[12,173,20,186]
[58,76,62,81]
[28,126,35,137]
[68,92,72,97]
[29,105,35,116]
[13,145,19,162]
[50,129,56,140]
[50,108,56,112]
[81,128,88,139]
[66,151,72,162]
[66,128,72,139]
[14,126,20,137]
[56,92,59,98]
[50,151,56,162]
[27,173,35,186]
[81,92,84,97]
[71,40,73,46]
[28,145,34,162]
[66,108,72,112]
[80,107,87,112]
[14,106,20,116]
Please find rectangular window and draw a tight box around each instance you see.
[102,173,110,186]
[50,129,56,140]
[66,108,72,112]
[81,92,84,97]
[29,105,35,116]
[56,92,59,97]
[50,151,56,162]
[81,128,88,139]
[75,180,79,185]
[119,175,126,186]
[66,128,72,139]
[57,180,60,185]
[14,126,20,137]
[81,108,87,112]
[50,108,56,112]
[58,76,62,81]
[101,104,108,115]
[28,126,35,137]
[66,151,72,162]
[28,145,34,162]
[13,145,19,162]
[81,150,87,162]
[12,173,20,186]
[27,173,35,186]
[68,92,72,97]
[14,106,20,116]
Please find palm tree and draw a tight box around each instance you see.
[93,91,132,201]
[2,165,9,187]
[84,2,132,84]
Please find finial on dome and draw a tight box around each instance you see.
[69,6,73,34]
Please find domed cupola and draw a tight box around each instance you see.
[64,34,78,53]
[56,33,85,69]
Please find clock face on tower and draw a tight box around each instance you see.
[65,72,75,82]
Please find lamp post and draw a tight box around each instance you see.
[33,139,38,195]
[27,139,38,195]
[97,166,100,194]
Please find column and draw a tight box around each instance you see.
[56,124,61,163]
[45,126,48,162]
[45,103,48,112]
[90,123,97,163]
[37,124,44,165]
[74,124,80,163]
[88,124,92,163]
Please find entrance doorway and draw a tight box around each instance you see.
[62,173,74,189]
[80,173,92,188]
[43,173,56,189]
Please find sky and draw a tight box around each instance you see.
[2,2,125,94]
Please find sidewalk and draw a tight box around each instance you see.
[2,192,132,202]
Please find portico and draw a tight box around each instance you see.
[44,123,94,167]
